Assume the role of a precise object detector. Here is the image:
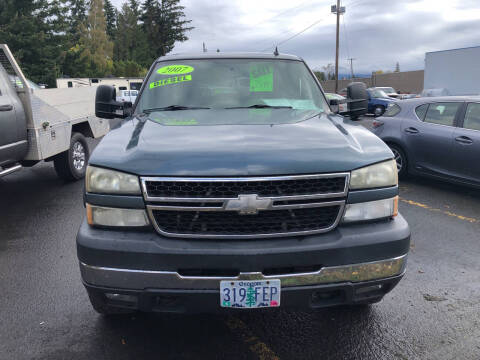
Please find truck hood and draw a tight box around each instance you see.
[90,109,393,176]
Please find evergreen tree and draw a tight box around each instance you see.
[0,0,69,87]
[395,62,400,72]
[140,0,194,61]
[69,0,88,43]
[104,0,117,40]
[78,0,114,76]
[115,2,147,64]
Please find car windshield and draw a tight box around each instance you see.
[379,87,395,93]
[369,89,389,98]
[136,59,329,115]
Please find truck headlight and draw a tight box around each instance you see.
[86,166,141,195]
[342,197,398,223]
[86,204,149,227]
[350,159,397,190]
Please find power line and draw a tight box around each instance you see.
[260,17,326,52]
[342,14,350,60]
[254,0,319,49]
[256,0,317,27]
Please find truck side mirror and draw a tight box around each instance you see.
[329,98,347,114]
[346,82,368,120]
[95,85,132,119]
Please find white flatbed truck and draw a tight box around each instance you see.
[0,44,110,180]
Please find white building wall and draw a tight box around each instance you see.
[424,46,480,95]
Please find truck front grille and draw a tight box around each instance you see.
[151,206,341,237]
[144,176,346,198]
[142,174,349,239]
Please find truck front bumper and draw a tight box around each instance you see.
[77,214,410,312]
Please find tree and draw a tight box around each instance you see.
[104,0,117,40]
[115,2,149,66]
[140,0,194,62]
[0,0,69,87]
[322,64,335,80]
[395,62,400,72]
[78,0,114,76]
[68,0,88,44]
[314,71,326,81]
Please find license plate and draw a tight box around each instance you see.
[220,280,281,308]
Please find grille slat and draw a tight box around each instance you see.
[145,176,346,199]
[151,206,341,236]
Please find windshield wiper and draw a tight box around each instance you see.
[225,104,293,109]
[143,105,211,113]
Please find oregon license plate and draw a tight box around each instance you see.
[220,280,281,308]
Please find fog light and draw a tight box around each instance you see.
[355,284,384,295]
[105,293,138,304]
[86,204,150,227]
[342,196,398,223]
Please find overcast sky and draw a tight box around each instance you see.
[111,0,480,74]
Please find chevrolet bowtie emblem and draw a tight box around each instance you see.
[225,194,272,215]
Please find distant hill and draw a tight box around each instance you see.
[338,73,371,80]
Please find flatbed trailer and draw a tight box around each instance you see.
[0,44,109,180]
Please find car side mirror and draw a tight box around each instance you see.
[95,85,132,119]
[346,82,368,120]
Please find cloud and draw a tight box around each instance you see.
[111,0,480,73]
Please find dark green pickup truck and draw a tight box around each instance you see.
[77,53,410,314]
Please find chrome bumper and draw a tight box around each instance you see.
[80,255,407,290]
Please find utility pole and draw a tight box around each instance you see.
[347,57,356,79]
[331,2,345,93]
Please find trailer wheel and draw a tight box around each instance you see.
[54,132,89,181]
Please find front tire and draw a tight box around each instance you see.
[54,132,89,181]
[389,144,408,178]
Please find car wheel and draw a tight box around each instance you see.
[373,105,385,117]
[87,289,136,316]
[389,144,408,178]
[54,132,89,181]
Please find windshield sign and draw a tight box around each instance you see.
[137,59,329,120]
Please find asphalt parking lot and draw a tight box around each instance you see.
[1,121,479,360]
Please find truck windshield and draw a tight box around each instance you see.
[136,59,329,114]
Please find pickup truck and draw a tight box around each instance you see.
[116,90,138,104]
[0,44,109,180]
[77,53,410,314]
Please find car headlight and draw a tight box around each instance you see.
[343,197,398,223]
[350,159,398,190]
[86,204,150,227]
[86,166,141,195]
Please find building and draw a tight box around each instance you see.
[56,77,143,90]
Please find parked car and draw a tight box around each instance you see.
[78,53,410,315]
[399,93,419,100]
[373,87,399,99]
[325,93,347,113]
[116,90,138,103]
[367,88,397,116]
[372,96,480,187]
